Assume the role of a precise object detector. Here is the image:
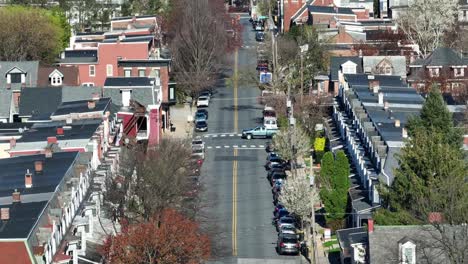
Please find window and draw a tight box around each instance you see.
[106,64,113,77]
[454,68,464,77]
[51,76,62,86]
[429,68,439,77]
[138,69,146,77]
[83,82,94,87]
[342,61,357,74]
[124,69,132,77]
[150,68,160,78]
[89,65,96,77]
[399,241,416,264]
[10,73,21,83]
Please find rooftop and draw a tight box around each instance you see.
[336,227,368,258]
[101,35,153,44]
[410,47,466,67]
[104,77,153,87]
[330,56,363,81]
[0,61,39,91]
[51,98,111,117]
[308,5,356,15]
[118,59,171,67]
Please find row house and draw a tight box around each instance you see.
[334,73,424,227]
[59,35,156,87]
[408,47,468,94]
[0,151,92,264]
[18,86,102,122]
[329,55,407,94]
[308,6,359,26]
[103,76,176,147]
[0,123,33,158]
[0,61,39,123]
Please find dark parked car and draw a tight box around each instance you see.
[196,109,208,120]
[267,167,286,182]
[195,121,208,132]
[270,171,287,186]
[255,31,265,42]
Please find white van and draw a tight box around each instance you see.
[264,117,278,130]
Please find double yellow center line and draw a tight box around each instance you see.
[232,48,239,256]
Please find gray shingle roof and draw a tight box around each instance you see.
[411,47,466,66]
[308,5,356,15]
[19,87,62,117]
[330,56,363,81]
[61,86,102,102]
[337,227,368,259]
[103,87,155,107]
[51,98,111,117]
[0,61,39,91]
[0,89,12,118]
[363,56,407,77]
[369,225,458,264]
[104,77,153,87]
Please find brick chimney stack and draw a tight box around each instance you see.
[34,161,43,174]
[368,219,374,233]
[25,169,32,188]
[0,208,9,221]
[45,148,53,158]
[88,100,96,110]
[9,138,16,149]
[47,136,57,144]
[12,189,20,203]
[56,127,64,136]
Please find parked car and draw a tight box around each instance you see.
[195,120,208,132]
[268,167,285,182]
[199,90,212,100]
[194,111,207,122]
[192,146,205,160]
[277,233,300,255]
[264,117,278,130]
[242,126,278,139]
[275,208,290,220]
[265,157,285,170]
[255,24,264,31]
[255,31,265,42]
[196,109,208,120]
[266,152,280,161]
[276,216,296,231]
[197,96,210,107]
[279,225,296,236]
[270,171,287,186]
[263,106,276,120]
[191,138,205,149]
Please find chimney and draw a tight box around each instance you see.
[88,100,96,110]
[428,212,443,224]
[34,161,43,174]
[394,119,401,128]
[369,80,380,94]
[368,219,374,233]
[0,208,9,221]
[378,92,384,105]
[359,49,363,58]
[12,189,20,203]
[47,136,57,144]
[384,101,389,110]
[56,127,64,136]
[9,138,16,149]
[45,148,52,158]
[25,169,32,188]
[402,127,408,138]
[91,92,100,100]
[66,116,73,124]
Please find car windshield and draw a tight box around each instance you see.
[197,121,207,126]
[192,149,203,154]
[196,113,205,117]
[282,237,298,243]
[198,96,208,100]
[192,140,203,145]
[281,218,294,224]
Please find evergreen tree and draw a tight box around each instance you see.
[407,85,462,148]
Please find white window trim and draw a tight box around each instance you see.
[454,68,464,77]
[429,68,440,77]
[124,68,132,77]
[399,241,416,264]
[106,64,113,77]
[89,65,96,77]
[138,69,146,77]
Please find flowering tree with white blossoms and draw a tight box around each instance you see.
[397,0,459,57]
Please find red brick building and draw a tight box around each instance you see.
[280,0,334,32]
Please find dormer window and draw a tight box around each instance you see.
[399,239,416,264]
[454,67,464,77]
[342,61,357,74]
[49,69,63,86]
[6,66,26,84]
[429,68,439,77]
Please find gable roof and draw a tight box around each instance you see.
[37,66,80,86]
[104,77,153,87]
[0,89,12,119]
[0,61,39,90]
[103,87,155,107]
[290,0,314,22]
[363,56,407,77]
[411,47,466,67]
[330,56,363,80]
[19,87,63,117]
[308,5,356,15]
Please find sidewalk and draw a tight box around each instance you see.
[166,103,194,139]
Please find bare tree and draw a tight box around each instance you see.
[397,0,459,57]
[169,0,232,101]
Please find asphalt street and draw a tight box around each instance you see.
[198,15,306,264]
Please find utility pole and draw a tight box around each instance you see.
[309,153,319,264]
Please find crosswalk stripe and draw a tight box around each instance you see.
[259,145,265,148]
[221,134,226,137]
[229,134,235,137]
[233,145,238,148]
[250,145,256,148]
[215,146,221,149]
[241,145,247,148]
[207,146,213,149]
[224,146,230,148]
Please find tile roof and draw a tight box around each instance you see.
[37,66,80,86]
[308,5,356,15]
[330,56,363,81]
[0,61,39,91]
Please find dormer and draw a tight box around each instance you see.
[5,66,26,86]
[49,69,64,86]
[398,237,416,264]
[375,58,394,75]
[341,60,357,74]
